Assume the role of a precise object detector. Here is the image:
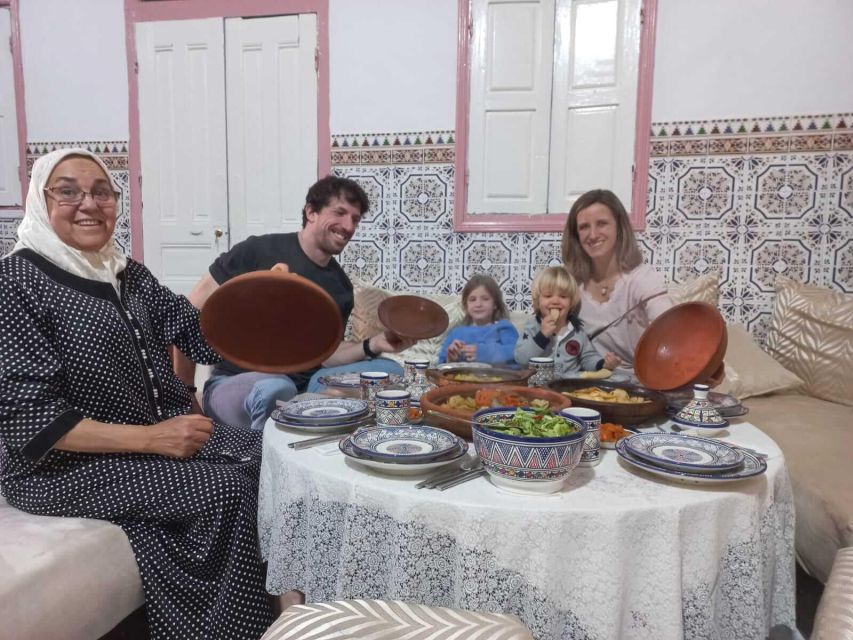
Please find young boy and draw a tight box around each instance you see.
[515,267,620,376]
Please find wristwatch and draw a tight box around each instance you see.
[362,338,381,359]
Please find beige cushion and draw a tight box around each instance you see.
[766,277,853,407]
[812,547,853,639]
[667,272,720,305]
[715,324,803,400]
[349,280,465,366]
[262,600,533,640]
[745,394,853,584]
[0,496,144,640]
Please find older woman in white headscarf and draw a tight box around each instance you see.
[0,149,274,639]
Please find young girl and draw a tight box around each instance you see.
[438,274,519,364]
[515,267,620,376]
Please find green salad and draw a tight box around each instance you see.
[484,408,579,438]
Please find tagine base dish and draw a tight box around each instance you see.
[623,433,744,473]
[339,436,467,475]
[350,426,459,462]
[615,439,766,484]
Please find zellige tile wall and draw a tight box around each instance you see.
[334,114,853,345]
[8,113,852,345]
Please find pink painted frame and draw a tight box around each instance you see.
[454,0,658,233]
[0,0,28,208]
[124,0,331,260]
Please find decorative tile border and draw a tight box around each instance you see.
[331,130,455,166]
[651,113,853,157]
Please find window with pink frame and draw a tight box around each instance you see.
[454,0,658,233]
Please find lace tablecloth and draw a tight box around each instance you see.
[259,421,796,640]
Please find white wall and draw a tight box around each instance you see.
[328,0,457,134]
[20,0,129,141]
[652,0,853,122]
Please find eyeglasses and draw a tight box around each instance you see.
[44,186,119,206]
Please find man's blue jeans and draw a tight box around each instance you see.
[203,358,403,430]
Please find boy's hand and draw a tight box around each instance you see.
[603,352,621,370]
[446,339,465,362]
[540,308,561,337]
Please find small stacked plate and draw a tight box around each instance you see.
[339,425,468,475]
[316,372,404,389]
[616,432,766,485]
[271,398,370,433]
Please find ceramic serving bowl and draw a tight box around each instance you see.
[546,379,666,425]
[471,407,587,494]
[426,367,535,388]
[634,302,727,391]
[419,384,572,440]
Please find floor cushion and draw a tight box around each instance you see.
[0,495,144,640]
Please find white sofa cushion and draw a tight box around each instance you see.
[0,495,144,640]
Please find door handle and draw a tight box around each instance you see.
[214,228,224,239]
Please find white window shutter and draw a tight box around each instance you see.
[467,0,555,214]
[548,0,641,213]
[0,8,22,207]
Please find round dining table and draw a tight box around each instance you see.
[258,418,797,640]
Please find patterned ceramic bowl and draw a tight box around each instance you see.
[471,407,587,495]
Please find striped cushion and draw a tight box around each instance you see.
[812,547,853,640]
[261,600,533,640]
[766,277,853,407]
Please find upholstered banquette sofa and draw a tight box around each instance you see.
[1,273,849,639]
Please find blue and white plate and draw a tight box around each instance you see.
[279,398,369,424]
[270,410,365,434]
[624,432,744,473]
[339,435,468,475]
[350,425,460,462]
[616,438,766,484]
[316,372,404,389]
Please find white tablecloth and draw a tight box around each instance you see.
[259,420,796,640]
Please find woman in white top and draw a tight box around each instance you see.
[561,189,672,373]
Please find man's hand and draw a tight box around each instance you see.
[271,263,290,274]
[446,339,465,362]
[144,415,214,458]
[370,331,417,355]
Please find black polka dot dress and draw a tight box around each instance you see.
[0,250,274,639]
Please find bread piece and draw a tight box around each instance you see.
[580,369,613,380]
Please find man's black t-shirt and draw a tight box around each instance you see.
[208,232,353,390]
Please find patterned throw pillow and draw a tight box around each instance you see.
[766,276,853,407]
[667,272,720,306]
[348,280,465,366]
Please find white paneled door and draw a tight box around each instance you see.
[226,15,318,243]
[0,8,22,207]
[136,15,318,295]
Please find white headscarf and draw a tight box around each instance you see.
[14,148,127,291]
